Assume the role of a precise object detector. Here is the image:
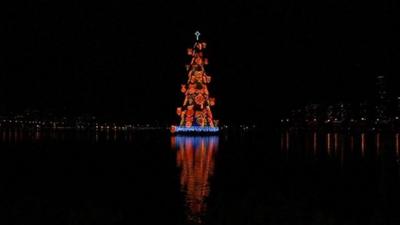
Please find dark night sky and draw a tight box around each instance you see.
[3,0,400,124]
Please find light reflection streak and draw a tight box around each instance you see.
[327,133,332,156]
[334,133,338,154]
[280,130,400,163]
[172,136,219,224]
[313,132,317,154]
[361,133,366,157]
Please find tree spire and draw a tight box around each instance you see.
[195,31,201,41]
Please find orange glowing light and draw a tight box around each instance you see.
[327,133,331,155]
[361,133,366,156]
[173,136,218,224]
[333,133,338,154]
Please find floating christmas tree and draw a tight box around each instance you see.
[171,31,219,133]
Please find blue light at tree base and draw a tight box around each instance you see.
[172,126,219,133]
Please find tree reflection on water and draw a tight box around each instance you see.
[171,136,219,225]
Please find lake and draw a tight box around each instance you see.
[1,129,400,225]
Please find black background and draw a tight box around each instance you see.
[4,0,400,124]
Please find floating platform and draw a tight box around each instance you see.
[170,125,219,134]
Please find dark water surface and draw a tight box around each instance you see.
[1,129,400,225]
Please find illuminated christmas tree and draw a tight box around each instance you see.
[171,31,219,133]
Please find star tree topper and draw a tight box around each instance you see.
[195,31,201,41]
